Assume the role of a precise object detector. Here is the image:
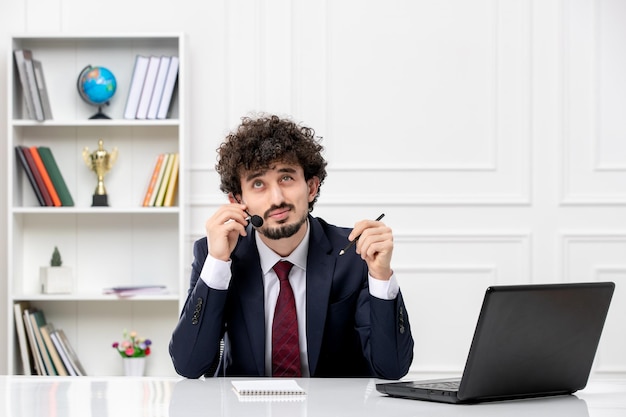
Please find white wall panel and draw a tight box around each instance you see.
[292,0,328,133]
[327,0,497,169]
[562,0,626,204]
[595,1,626,171]
[393,233,531,283]
[323,0,530,204]
[225,0,263,122]
[260,0,293,113]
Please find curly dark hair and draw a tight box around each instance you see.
[216,114,327,210]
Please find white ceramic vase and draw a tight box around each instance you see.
[123,357,146,376]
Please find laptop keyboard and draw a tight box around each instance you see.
[412,380,460,391]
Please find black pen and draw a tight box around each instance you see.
[339,213,385,256]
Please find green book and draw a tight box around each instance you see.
[37,146,74,206]
[29,310,58,375]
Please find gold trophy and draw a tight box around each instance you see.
[83,139,118,206]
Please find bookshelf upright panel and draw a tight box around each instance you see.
[6,34,186,377]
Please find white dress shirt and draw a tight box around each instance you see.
[199,220,399,376]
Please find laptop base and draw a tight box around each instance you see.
[376,379,574,404]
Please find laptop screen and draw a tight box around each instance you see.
[377,282,615,404]
[457,282,614,401]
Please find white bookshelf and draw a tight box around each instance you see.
[6,34,186,376]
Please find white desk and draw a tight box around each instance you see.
[1,376,625,417]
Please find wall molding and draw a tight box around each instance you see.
[560,0,626,204]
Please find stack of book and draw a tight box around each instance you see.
[13,302,87,376]
[142,153,179,207]
[15,146,74,207]
[124,54,179,120]
[13,49,53,121]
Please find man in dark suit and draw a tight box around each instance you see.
[169,114,413,379]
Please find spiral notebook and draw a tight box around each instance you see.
[231,380,306,397]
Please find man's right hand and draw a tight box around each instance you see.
[205,203,249,261]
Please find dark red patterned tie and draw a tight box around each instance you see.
[272,260,302,377]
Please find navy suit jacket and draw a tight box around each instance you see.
[169,216,413,379]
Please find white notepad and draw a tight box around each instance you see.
[231,379,306,396]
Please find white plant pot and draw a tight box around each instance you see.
[40,266,73,294]
[123,357,146,376]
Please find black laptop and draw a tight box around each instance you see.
[376,282,615,404]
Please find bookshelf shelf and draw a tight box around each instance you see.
[12,119,180,127]
[12,207,181,214]
[12,294,180,302]
[6,33,186,377]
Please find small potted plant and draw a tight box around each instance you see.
[112,329,152,376]
[40,246,73,294]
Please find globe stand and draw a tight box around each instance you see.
[89,105,111,120]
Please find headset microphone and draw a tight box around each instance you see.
[248,213,264,228]
[233,195,264,228]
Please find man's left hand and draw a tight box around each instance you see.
[348,219,393,281]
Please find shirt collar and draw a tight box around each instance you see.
[255,220,310,275]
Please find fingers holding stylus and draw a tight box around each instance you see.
[349,217,393,280]
[352,220,393,256]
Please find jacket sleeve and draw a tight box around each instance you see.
[367,290,414,379]
[357,283,414,380]
[169,238,227,378]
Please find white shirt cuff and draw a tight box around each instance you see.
[200,253,232,290]
[368,272,399,300]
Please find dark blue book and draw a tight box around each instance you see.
[15,146,45,206]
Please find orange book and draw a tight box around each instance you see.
[29,147,61,206]
[142,153,165,206]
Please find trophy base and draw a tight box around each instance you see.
[92,194,108,207]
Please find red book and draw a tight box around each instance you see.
[29,146,61,207]
[20,146,53,206]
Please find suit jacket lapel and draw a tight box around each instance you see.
[231,227,266,375]
[305,217,335,376]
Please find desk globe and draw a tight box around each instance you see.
[77,65,117,119]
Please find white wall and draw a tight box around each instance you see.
[1,0,625,378]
